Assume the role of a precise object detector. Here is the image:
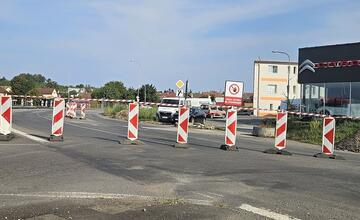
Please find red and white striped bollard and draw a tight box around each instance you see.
[174,106,189,148]
[0,96,14,140]
[49,98,65,141]
[220,108,238,150]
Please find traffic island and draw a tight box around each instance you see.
[220,145,238,151]
[119,139,144,145]
[173,143,190,149]
[313,153,345,160]
[263,148,292,155]
[49,135,64,142]
[0,133,15,141]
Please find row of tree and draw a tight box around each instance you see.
[91,81,159,102]
[0,73,159,102]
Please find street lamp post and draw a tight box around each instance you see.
[272,50,290,110]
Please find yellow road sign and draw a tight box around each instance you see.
[176,80,184,89]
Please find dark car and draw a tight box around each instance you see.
[172,107,207,124]
[237,109,253,116]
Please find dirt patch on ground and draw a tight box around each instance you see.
[336,130,360,153]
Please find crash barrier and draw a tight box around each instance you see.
[220,108,238,150]
[174,106,190,148]
[0,96,14,140]
[50,98,65,141]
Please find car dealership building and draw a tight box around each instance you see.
[298,42,360,117]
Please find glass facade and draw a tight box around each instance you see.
[302,82,360,117]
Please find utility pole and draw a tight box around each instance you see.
[185,80,189,100]
[272,50,291,111]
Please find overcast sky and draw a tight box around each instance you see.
[0,0,359,92]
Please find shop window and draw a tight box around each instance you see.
[325,83,350,116]
[351,82,360,117]
[270,104,273,110]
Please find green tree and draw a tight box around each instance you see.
[69,90,78,97]
[139,84,159,102]
[10,74,36,95]
[91,88,103,99]
[45,78,59,90]
[0,77,10,86]
[101,81,127,99]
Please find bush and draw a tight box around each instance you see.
[139,106,157,121]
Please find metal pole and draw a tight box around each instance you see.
[272,51,291,110]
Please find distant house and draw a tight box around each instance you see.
[0,87,10,96]
[32,88,58,98]
[0,86,12,94]
[68,87,87,98]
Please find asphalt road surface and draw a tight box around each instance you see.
[0,109,359,219]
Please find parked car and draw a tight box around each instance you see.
[172,107,207,124]
[207,105,226,118]
[237,109,253,116]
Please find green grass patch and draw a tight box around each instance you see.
[286,117,360,145]
[139,107,157,121]
[103,104,127,117]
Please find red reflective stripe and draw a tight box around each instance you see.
[227,111,235,118]
[128,130,135,139]
[227,121,236,135]
[2,107,11,123]
[55,100,62,107]
[130,115,138,129]
[322,146,332,154]
[180,119,188,133]
[226,136,233,145]
[1,96,9,105]
[324,129,334,143]
[276,123,286,136]
[277,140,285,148]
[178,134,185,142]
[324,118,333,126]
[129,103,136,112]
[53,110,63,124]
[53,127,62,135]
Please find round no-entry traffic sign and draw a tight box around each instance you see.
[229,84,240,95]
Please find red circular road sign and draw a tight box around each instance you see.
[229,84,240,95]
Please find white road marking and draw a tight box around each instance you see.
[0,192,213,206]
[238,204,300,220]
[12,128,49,143]
[192,192,216,199]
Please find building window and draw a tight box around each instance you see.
[312,86,317,96]
[267,84,277,95]
[270,104,273,110]
[293,85,296,94]
[293,66,297,74]
[268,65,278,74]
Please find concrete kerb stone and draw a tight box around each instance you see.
[313,153,345,160]
[119,139,144,145]
[0,133,15,141]
[263,148,292,156]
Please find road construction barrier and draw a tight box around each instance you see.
[322,117,335,155]
[223,108,237,149]
[176,106,189,144]
[66,102,77,118]
[50,98,65,141]
[275,112,288,150]
[127,102,139,141]
[80,103,86,119]
[0,96,14,140]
